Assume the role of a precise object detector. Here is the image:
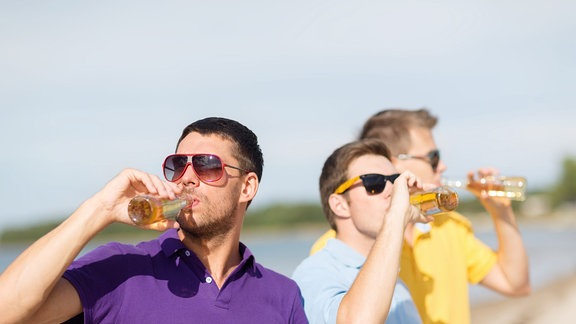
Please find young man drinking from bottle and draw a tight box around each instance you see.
[293,138,433,323]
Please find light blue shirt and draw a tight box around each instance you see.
[292,238,421,324]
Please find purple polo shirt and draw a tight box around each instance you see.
[63,229,307,324]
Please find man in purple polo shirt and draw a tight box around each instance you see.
[0,117,308,324]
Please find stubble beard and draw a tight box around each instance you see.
[177,190,240,240]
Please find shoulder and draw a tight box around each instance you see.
[293,249,336,275]
[248,262,306,314]
[72,241,144,266]
[433,211,474,231]
[292,244,352,324]
[66,233,169,273]
[247,263,308,323]
[292,242,353,290]
[252,262,302,292]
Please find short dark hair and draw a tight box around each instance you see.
[177,117,264,182]
[319,138,391,230]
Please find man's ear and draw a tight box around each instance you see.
[239,172,259,203]
[328,193,351,219]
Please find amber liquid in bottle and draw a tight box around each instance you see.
[442,176,527,201]
[127,196,188,225]
[410,186,459,216]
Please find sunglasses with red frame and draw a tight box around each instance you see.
[163,154,249,182]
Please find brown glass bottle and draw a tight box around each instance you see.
[409,186,459,216]
[127,196,188,225]
[442,176,527,201]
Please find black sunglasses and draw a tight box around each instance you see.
[163,154,249,182]
[334,173,401,195]
[397,149,440,172]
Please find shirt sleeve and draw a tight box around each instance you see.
[465,230,498,284]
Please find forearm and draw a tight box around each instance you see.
[337,215,405,324]
[490,205,531,295]
[0,198,112,322]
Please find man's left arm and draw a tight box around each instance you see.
[479,197,531,296]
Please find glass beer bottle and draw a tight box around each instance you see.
[442,176,527,201]
[410,186,459,216]
[127,195,188,225]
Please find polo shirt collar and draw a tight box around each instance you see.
[157,228,257,273]
[159,228,184,257]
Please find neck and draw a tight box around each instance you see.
[178,229,243,288]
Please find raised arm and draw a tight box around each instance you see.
[0,168,180,323]
[468,169,531,296]
[336,172,431,324]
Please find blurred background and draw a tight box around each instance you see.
[1,2,575,321]
[1,0,574,230]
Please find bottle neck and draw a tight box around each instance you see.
[440,178,466,188]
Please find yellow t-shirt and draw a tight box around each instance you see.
[309,211,497,324]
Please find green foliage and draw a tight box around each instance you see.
[0,198,529,244]
[244,203,325,229]
[0,222,60,243]
[453,198,484,213]
[549,156,576,207]
[0,221,156,244]
[5,152,576,244]
[0,203,326,244]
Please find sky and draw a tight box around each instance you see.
[1,0,575,230]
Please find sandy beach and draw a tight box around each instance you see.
[471,272,576,323]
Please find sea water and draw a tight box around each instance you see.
[1,224,575,306]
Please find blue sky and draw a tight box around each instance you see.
[1,0,575,229]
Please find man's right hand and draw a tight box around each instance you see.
[91,168,182,230]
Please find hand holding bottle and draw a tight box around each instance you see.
[389,171,436,225]
[442,169,527,201]
[91,168,183,229]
